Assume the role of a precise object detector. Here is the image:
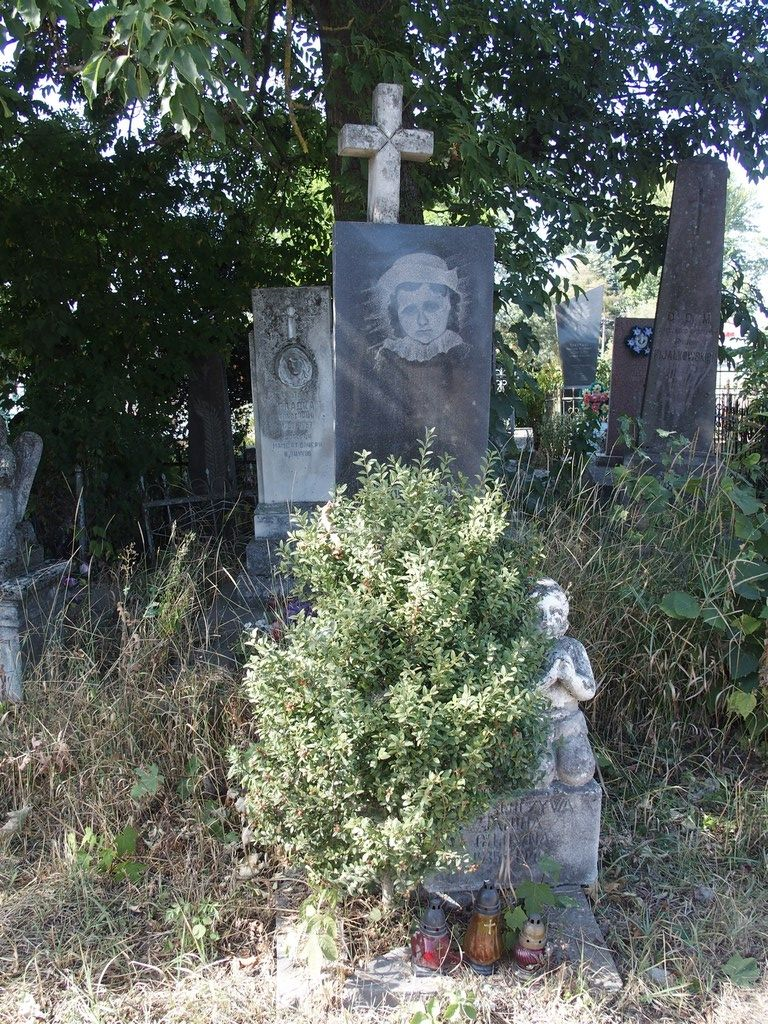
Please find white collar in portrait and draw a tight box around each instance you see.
[379,329,464,363]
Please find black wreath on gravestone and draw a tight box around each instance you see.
[624,325,654,357]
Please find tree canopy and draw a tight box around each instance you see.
[1,0,767,534]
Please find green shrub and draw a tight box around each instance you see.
[232,445,549,897]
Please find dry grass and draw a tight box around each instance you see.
[1,535,766,1024]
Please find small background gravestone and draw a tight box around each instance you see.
[246,287,334,590]
[605,317,654,454]
[555,285,604,389]
[187,353,237,498]
[641,157,728,455]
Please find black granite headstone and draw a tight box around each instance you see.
[334,223,494,486]
[555,286,603,388]
[641,157,728,455]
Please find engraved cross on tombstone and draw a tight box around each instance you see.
[338,83,433,224]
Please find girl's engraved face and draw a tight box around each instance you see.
[395,283,450,345]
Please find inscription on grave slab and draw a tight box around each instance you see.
[334,222,494,486]
[425,781,601,893]
[641,157,728,454]
[250,287,334,505]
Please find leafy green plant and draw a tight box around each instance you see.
[130,764,164,802]
[502,858,577,947]
[164,899,221,961]
[232,442,549,898]
[720,953,760,988]
[410,992,478,1024]
[297,888,339,975]
[65,825,146,882]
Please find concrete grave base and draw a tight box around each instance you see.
[342,887,621,1009]
[242,501,317,599]
[424,781,601,895]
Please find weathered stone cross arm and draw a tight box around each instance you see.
[338,83,433,224]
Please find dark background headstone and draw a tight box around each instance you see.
[606,318,654,454]
[187,354,237,498]
[334,223,494,485]
[641,157,728,454]
[556,286,603,388]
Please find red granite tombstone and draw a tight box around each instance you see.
[605,318,654,454]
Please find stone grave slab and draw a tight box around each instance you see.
[641,157,728,455]
[605,317,654,454]
[187,353,237,498]
[334,222,494,486]
[247,287,334,592]
[423,781,601,896]
[342,888,621,1008]
[556,286,603,389]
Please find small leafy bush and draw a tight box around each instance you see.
[232,445,549,896]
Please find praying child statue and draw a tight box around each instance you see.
[530,579,598,789]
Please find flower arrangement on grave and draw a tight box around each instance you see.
[231,439,549,901]
[582,389,609,417]
[624,324,653,356]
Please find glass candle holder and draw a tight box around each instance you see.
[463,880,502,975]
[411,898,459,975]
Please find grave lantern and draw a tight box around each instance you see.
[410,898,458,975]
[463,880,503,975]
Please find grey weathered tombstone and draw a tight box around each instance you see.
[246,288,334,587]
[605,317,654,454]
[334,223,494,486]
[335,87,491,486]
[641,157,728,455]
[187,353,237,498]
[0,423,68,702]
[556,285,604,389]
[424,580,602,894]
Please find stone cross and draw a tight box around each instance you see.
[338,83,433,224]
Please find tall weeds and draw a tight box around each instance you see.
[504,454,737,749]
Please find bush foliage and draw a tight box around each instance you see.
[233,445,549,894]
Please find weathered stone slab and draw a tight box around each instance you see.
[546,886,623,992]
[342,889,622,1007]
[250,287,334,507]
[334,222,494,486]
[605,317,654,454]
[641,157,728,455]
[424,782,601,894]
[343,947,453,1009]
[555,286,603,389]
